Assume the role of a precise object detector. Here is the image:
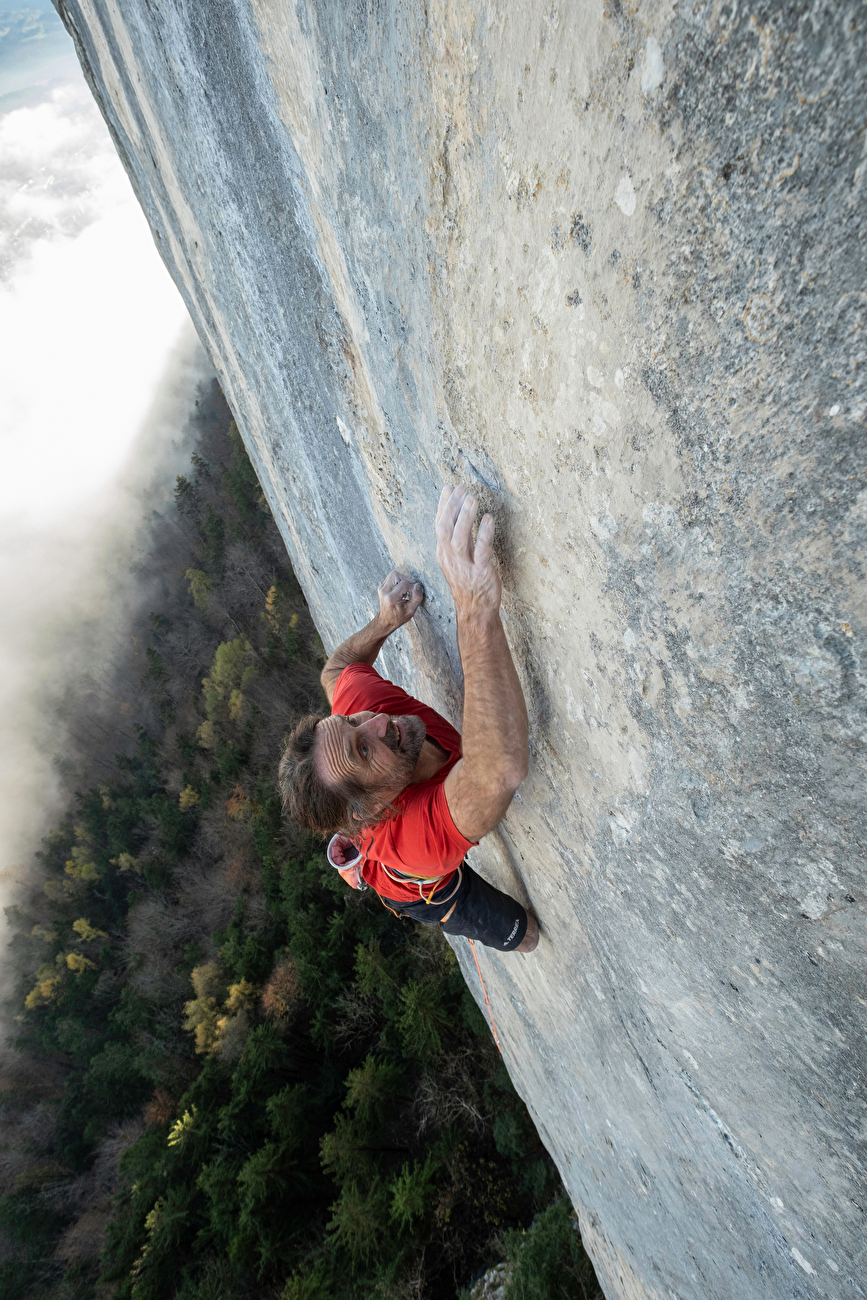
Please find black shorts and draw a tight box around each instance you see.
[380,862,527,952]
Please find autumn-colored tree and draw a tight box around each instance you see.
[72,918,107,942]
[261,952,302,1024]
[212,978,258,1061]
[185,566,212,611]
[24,965,63,1009]
[225,785,251,820]
[201,635,256,723]
[167,1108,197,1148]
[183,964,226,1056]
[195,720,215,748]
[64,844,100,882]
[111,851,144,875]
[66,952,96,973]
[264,583,279,629]
[143,1089,175,1128]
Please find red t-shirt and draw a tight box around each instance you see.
[330,662,476,901]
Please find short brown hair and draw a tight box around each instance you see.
[277,714,397,837]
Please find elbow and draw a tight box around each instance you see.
[512,743,530,788]
[497,753,529,797]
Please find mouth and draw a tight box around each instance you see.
[385,718,403,751]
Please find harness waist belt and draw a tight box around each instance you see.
[379,861,462,905]
[380,863,452,886]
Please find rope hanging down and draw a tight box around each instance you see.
[468,938,501,1054]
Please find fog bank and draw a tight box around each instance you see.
[0,333,214,931]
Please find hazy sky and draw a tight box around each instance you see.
[0,4,211,915]
[0,1,194,525]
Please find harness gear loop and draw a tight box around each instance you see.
[372,865,463,922]
[379,860,458,904]
[469,938,501,1055]
[439,898,459,926]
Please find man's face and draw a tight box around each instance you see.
[314,710,427,801]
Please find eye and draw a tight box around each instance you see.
[358,742,368,759]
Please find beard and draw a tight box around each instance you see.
[383,713,426,781]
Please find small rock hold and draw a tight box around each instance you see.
[615,175,637,216]
[692,794,710,822]
[570,211,592,255]
[641,35,666,96]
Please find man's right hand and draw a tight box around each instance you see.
[376,570,425,633]
[435,486,502,619]
[320,571,423,704]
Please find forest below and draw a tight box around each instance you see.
[0,383,601,1300]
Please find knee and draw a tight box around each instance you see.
[515,910,539,953]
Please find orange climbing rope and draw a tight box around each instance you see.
[469,938,501,1054]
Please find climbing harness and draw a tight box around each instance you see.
[380,860,463,905]
[371,864,463,923]
[469,938,502,1054]
[328,834,457,903]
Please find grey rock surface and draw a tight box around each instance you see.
[55,1,866,1296]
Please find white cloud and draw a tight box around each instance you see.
[0,61,208,922]
[0,330,213,916]
[0,78,192,525]
[0,79,118,269]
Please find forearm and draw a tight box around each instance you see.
[456,608,528,792]
[435,486,528,841]
[321,615,390,703]
[321,573,424,703]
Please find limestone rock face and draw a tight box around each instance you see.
[55,2,865,1296]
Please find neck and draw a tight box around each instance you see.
[375,740,450,812]
[409,736,449,784]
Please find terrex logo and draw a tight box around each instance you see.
[505,920,519,945]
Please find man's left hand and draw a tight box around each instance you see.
[377,570,424,633]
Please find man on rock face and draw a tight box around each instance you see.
[278,485,539,954]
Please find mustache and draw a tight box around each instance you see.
[384,719,401,752]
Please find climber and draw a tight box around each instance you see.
[278,485,539,953]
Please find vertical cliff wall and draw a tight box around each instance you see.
[54,2,865,1296]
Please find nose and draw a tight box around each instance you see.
[356,713,388,741]
[369,714,390,740]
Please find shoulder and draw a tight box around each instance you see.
[333,664,463,759]
[331,663,392,715]
[332,664,450,730]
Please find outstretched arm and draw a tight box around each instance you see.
[438,487,529,843]
[320,570,424,705]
